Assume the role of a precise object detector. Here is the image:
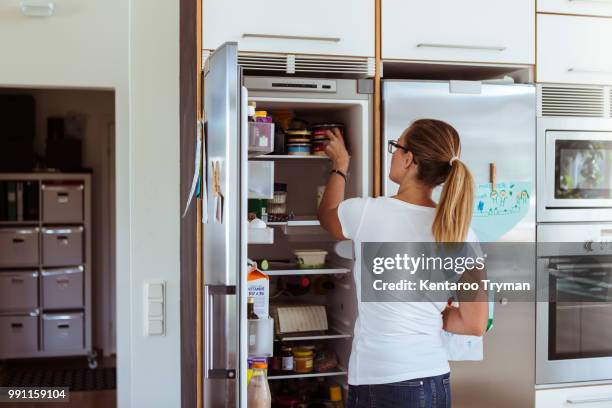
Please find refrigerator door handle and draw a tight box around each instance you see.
[204,284,237,380]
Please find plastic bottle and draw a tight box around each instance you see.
[247,361,272,408]
[328,384,344,408]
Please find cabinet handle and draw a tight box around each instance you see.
[10,323,23,329]
[242,33,341,43]
[567,396,612,404]
[12,238,25,244]
[417,43,506,51]
[57,324,70,329]
[568,67,612,75]
[10,278,25,284]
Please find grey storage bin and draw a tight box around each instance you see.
[42,182,84,223]
[0,228,39,267]
[0,314,39,357]
[41,267,84,310]
[42,312,84,352]
[42,227,83,266]
[0,271,38,311]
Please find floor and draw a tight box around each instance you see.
[0,356,117,408]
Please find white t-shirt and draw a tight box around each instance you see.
[338,196,480,385]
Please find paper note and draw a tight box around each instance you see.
[470,181,531,242]
[182,123,202,218]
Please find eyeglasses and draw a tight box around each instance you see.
[388,140,409,154]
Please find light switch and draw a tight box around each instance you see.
[147,283,163,300]
[148,301,163,317]
[147,320,164,336]
[145,281,165,336]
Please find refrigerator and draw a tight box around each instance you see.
[383,80,536,408]
[203,42,371,407]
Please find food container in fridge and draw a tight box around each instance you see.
[294,249,328,269]
[248,122,275,156]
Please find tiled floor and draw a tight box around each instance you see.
[0,356,117,408]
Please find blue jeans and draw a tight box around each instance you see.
[347,373,451,408]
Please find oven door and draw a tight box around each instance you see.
[537,256,612,384]
[545,130,612,209]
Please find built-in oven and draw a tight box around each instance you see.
[537,223,612,385]
[537,116,612,222]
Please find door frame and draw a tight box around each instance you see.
[180,0,199,406]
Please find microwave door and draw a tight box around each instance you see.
[202,42,246,408]
[545,130,612,209]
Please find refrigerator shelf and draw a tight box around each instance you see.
[268,367,348,381]
[251,155,329,160]
[264,267,349,276]
[274,327,352,342]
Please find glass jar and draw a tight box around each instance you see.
[292,347,314,373]
[281,345,294,371]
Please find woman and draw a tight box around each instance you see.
[318,119,488,408]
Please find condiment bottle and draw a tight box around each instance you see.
[247,297,259,319]
[329,384,344,408]
[247,361,272,408]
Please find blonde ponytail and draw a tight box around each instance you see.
[432,160,474,242]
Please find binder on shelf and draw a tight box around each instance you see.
[0,182,6,221]
[16,182,23,221]
[6,182,17,221]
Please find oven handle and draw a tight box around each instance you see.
[567,396,612,404]
[551,263,612,271]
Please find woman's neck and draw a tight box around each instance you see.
[393,181,437,208]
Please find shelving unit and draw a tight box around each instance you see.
[0,173,94,368]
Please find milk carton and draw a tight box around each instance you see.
[247,267,269,319]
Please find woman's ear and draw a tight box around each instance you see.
[403,151,415,170]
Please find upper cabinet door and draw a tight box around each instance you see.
[538,0,612,17]
[203,0,374,57]
[382,0,535,64]
[537,14,612,85]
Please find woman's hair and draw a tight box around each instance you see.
[400,119,474,242]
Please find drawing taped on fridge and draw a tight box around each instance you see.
[470,181,531,242]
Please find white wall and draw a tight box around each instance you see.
[0,1,182,407]
[126,0,181,406]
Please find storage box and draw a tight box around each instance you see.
[0,228,39,267]
[42,182,84,223]
[271,304,328,334]
[42,312,84,352]
[41,267,84,310]
[42,227,84,266]
[0,314,39,357]
[0,271,39,311]
[248,122,275,156]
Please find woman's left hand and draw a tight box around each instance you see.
[324,128,350,173]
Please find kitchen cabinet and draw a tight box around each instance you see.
[537,14,612,85]
[538,0,612,17]
[382,0,535,64]
[203,0,374,57]
[536,384,612,407]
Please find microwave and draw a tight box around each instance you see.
[537,116,612,222]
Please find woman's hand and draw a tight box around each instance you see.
[324,128,350,173]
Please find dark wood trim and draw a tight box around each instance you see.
[180,0,198,406]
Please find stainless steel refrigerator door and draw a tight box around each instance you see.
[382,80,536,408]
[202,42,245,408]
